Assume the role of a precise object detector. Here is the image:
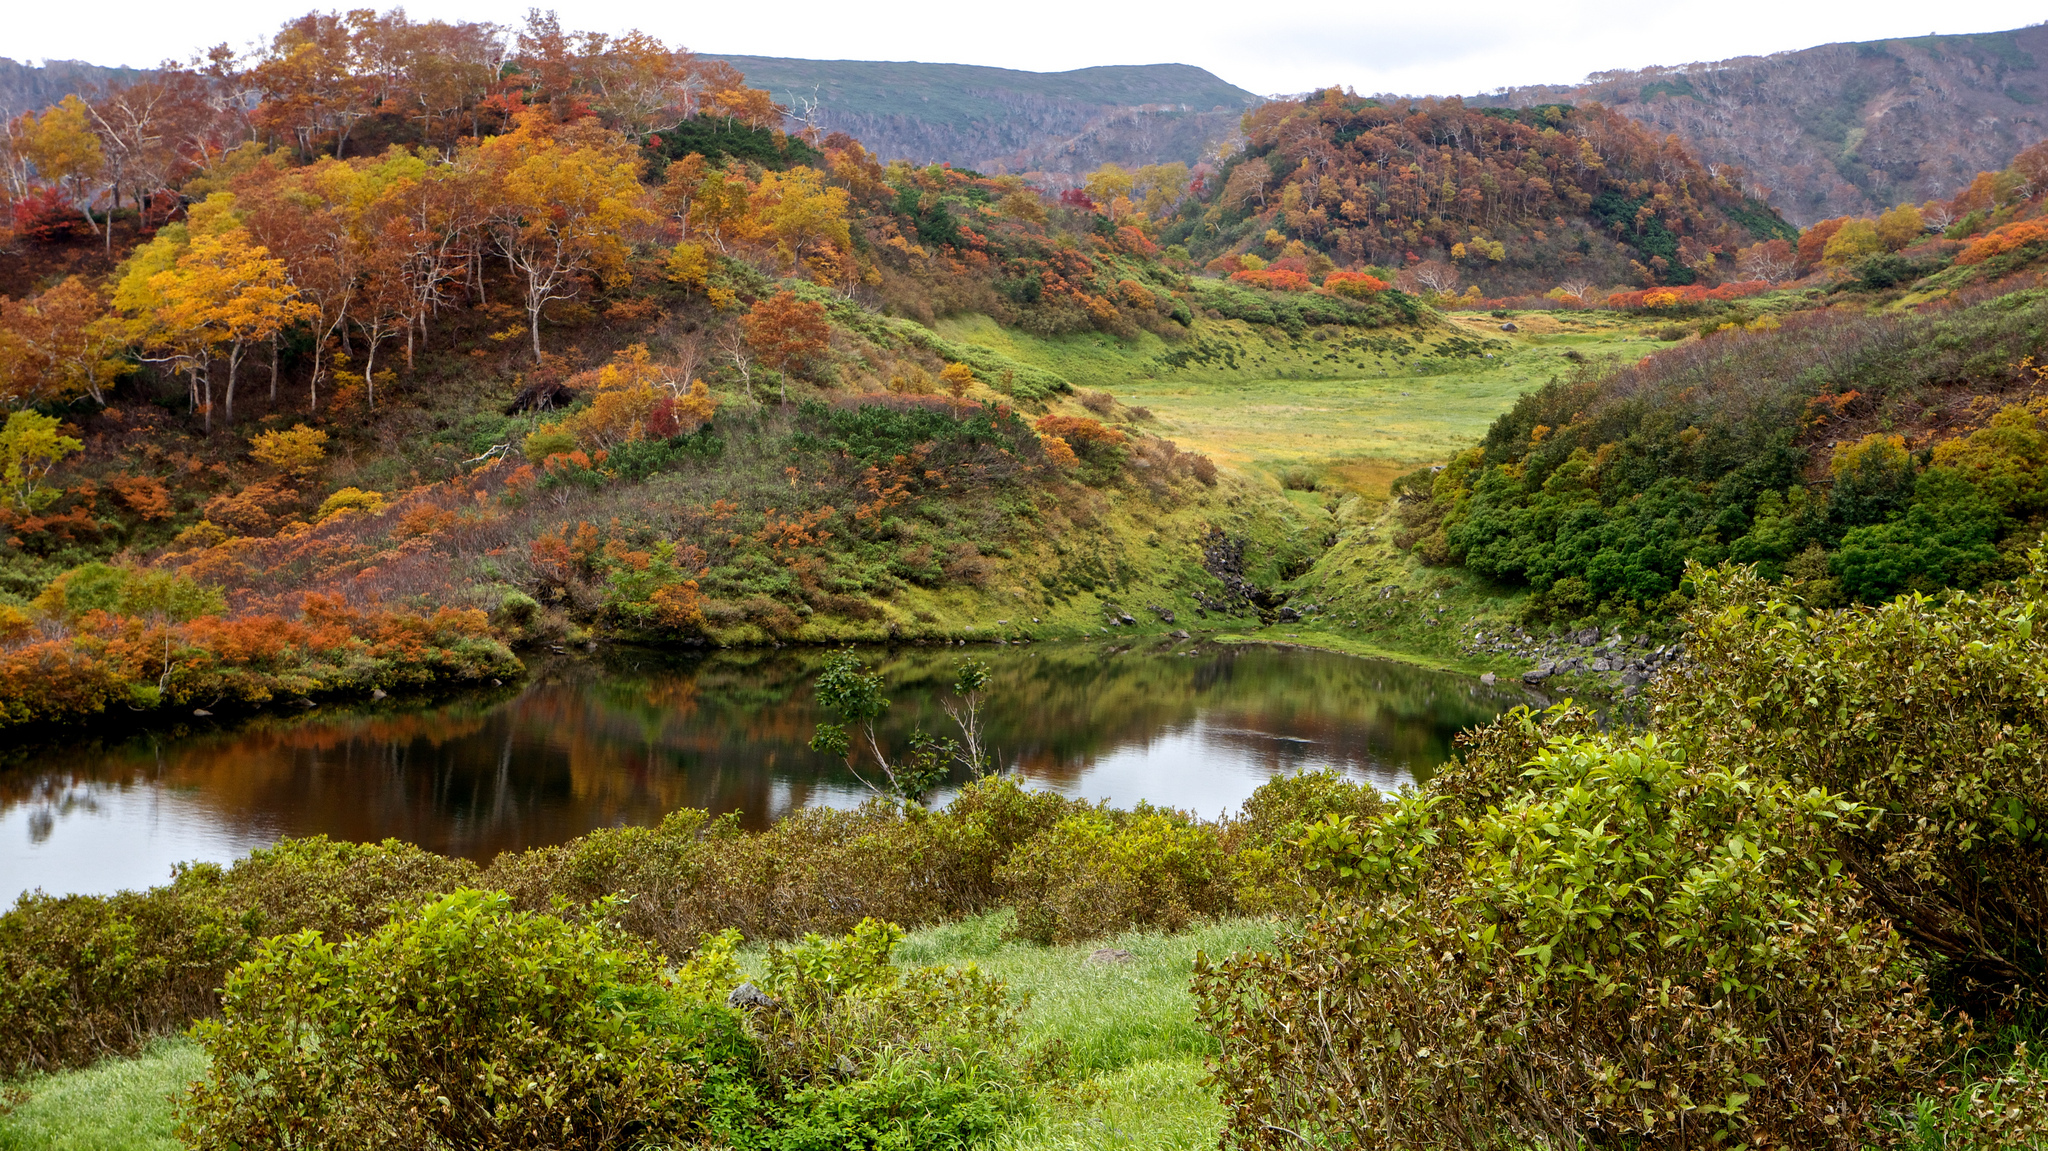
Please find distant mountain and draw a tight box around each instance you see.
[0,58,153,119]
[1476,26,2048,225]
[710,56,1261,176]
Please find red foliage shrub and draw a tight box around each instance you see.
[9,188,88,244]
[1322,270,1390,298]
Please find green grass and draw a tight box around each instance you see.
[894,911,1278,1151]
[939,311,1662,489]
[0,1039,202,1151]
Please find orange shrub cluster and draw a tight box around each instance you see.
[1321,270,1389,298]
[1955,220,2048,266]
[0,598,517,731]
[1230,268,1314,292]
[1604,280,1774,310]
[1033,415,1127,447]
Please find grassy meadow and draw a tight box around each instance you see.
[943,310,1661,492]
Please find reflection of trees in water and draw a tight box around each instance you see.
[2,643,1526,869]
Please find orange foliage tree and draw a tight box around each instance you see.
[740,291,831,404]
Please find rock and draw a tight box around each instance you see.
[1276,606,1301,622]
[1480,672,1496,686]
[1522,664,1553,684]
[1118,613,1137,626]
[1149,605,1176,623]
[1575,627,1600,646]
[1173,629,1190,639]
[1622,669,1650,687]
[727,982,776,1010]
[192,708,212,717]
[1500,321,1518,331]
[370,688,388,700]
[1085,948,1134,966]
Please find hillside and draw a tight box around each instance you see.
[1165,93,1797,296]
[712,56,1261,175]
[0,58,152,119]
[1477,24,2048,225]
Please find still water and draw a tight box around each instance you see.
[0,640,1528,902]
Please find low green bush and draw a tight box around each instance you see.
[1668,558,2048,1007]
[1197,728,1937,1150]
[177,889,718,1151]
[0,837,470,1076]
[999,804,1230,944]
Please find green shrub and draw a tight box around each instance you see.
[0,884,254,1076]
[1197,728,1936,1151]
[1222,769,1384,913]
[1668,558,2048,1006]
[999,805,1230,944]
[0,837,469,1076]
[177,889,715,1151]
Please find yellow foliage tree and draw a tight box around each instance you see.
[249,424,329,477]
[18,96,105,234]
[474,113,653,359]
[1822,218,1884,268]
[1876,203,1926,251]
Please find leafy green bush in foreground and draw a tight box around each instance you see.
[1198,722,1936,1150]
[177,893,1026,1151]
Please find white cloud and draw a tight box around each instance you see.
[10,0,2046,98]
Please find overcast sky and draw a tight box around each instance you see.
[10,1,2046,97]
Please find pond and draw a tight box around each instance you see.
[0,639,1529,902]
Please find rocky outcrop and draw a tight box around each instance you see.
[1461,624,1684,698]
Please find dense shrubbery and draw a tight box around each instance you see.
[0,837,471,1074]
[177,892,1027,1151]
[1669,560,2048,1008]
[0,773,1373,1077]
[1198,724,1935,1150]
[1398,289,2048,623]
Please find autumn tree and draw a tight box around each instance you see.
[115,198,316,431]
[1876,203,1926,251]
[475,113,653,359]
[16,96,105,234]
[1736,238,1796,283]
[0,410,81,513]
[740,290,830,404]
[748,166,851,277]
[0,278,126,408]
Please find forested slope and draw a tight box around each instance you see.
[1481,24,2048,225]
[709,57,1260,175]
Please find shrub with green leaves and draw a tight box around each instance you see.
[1667,558,2048,1006]
[999,804,1230,944]
[0,836,471,1076]
[1197,727,1936,1151]
[177,889,719,1151]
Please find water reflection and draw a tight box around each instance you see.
[1,640,1529,901]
